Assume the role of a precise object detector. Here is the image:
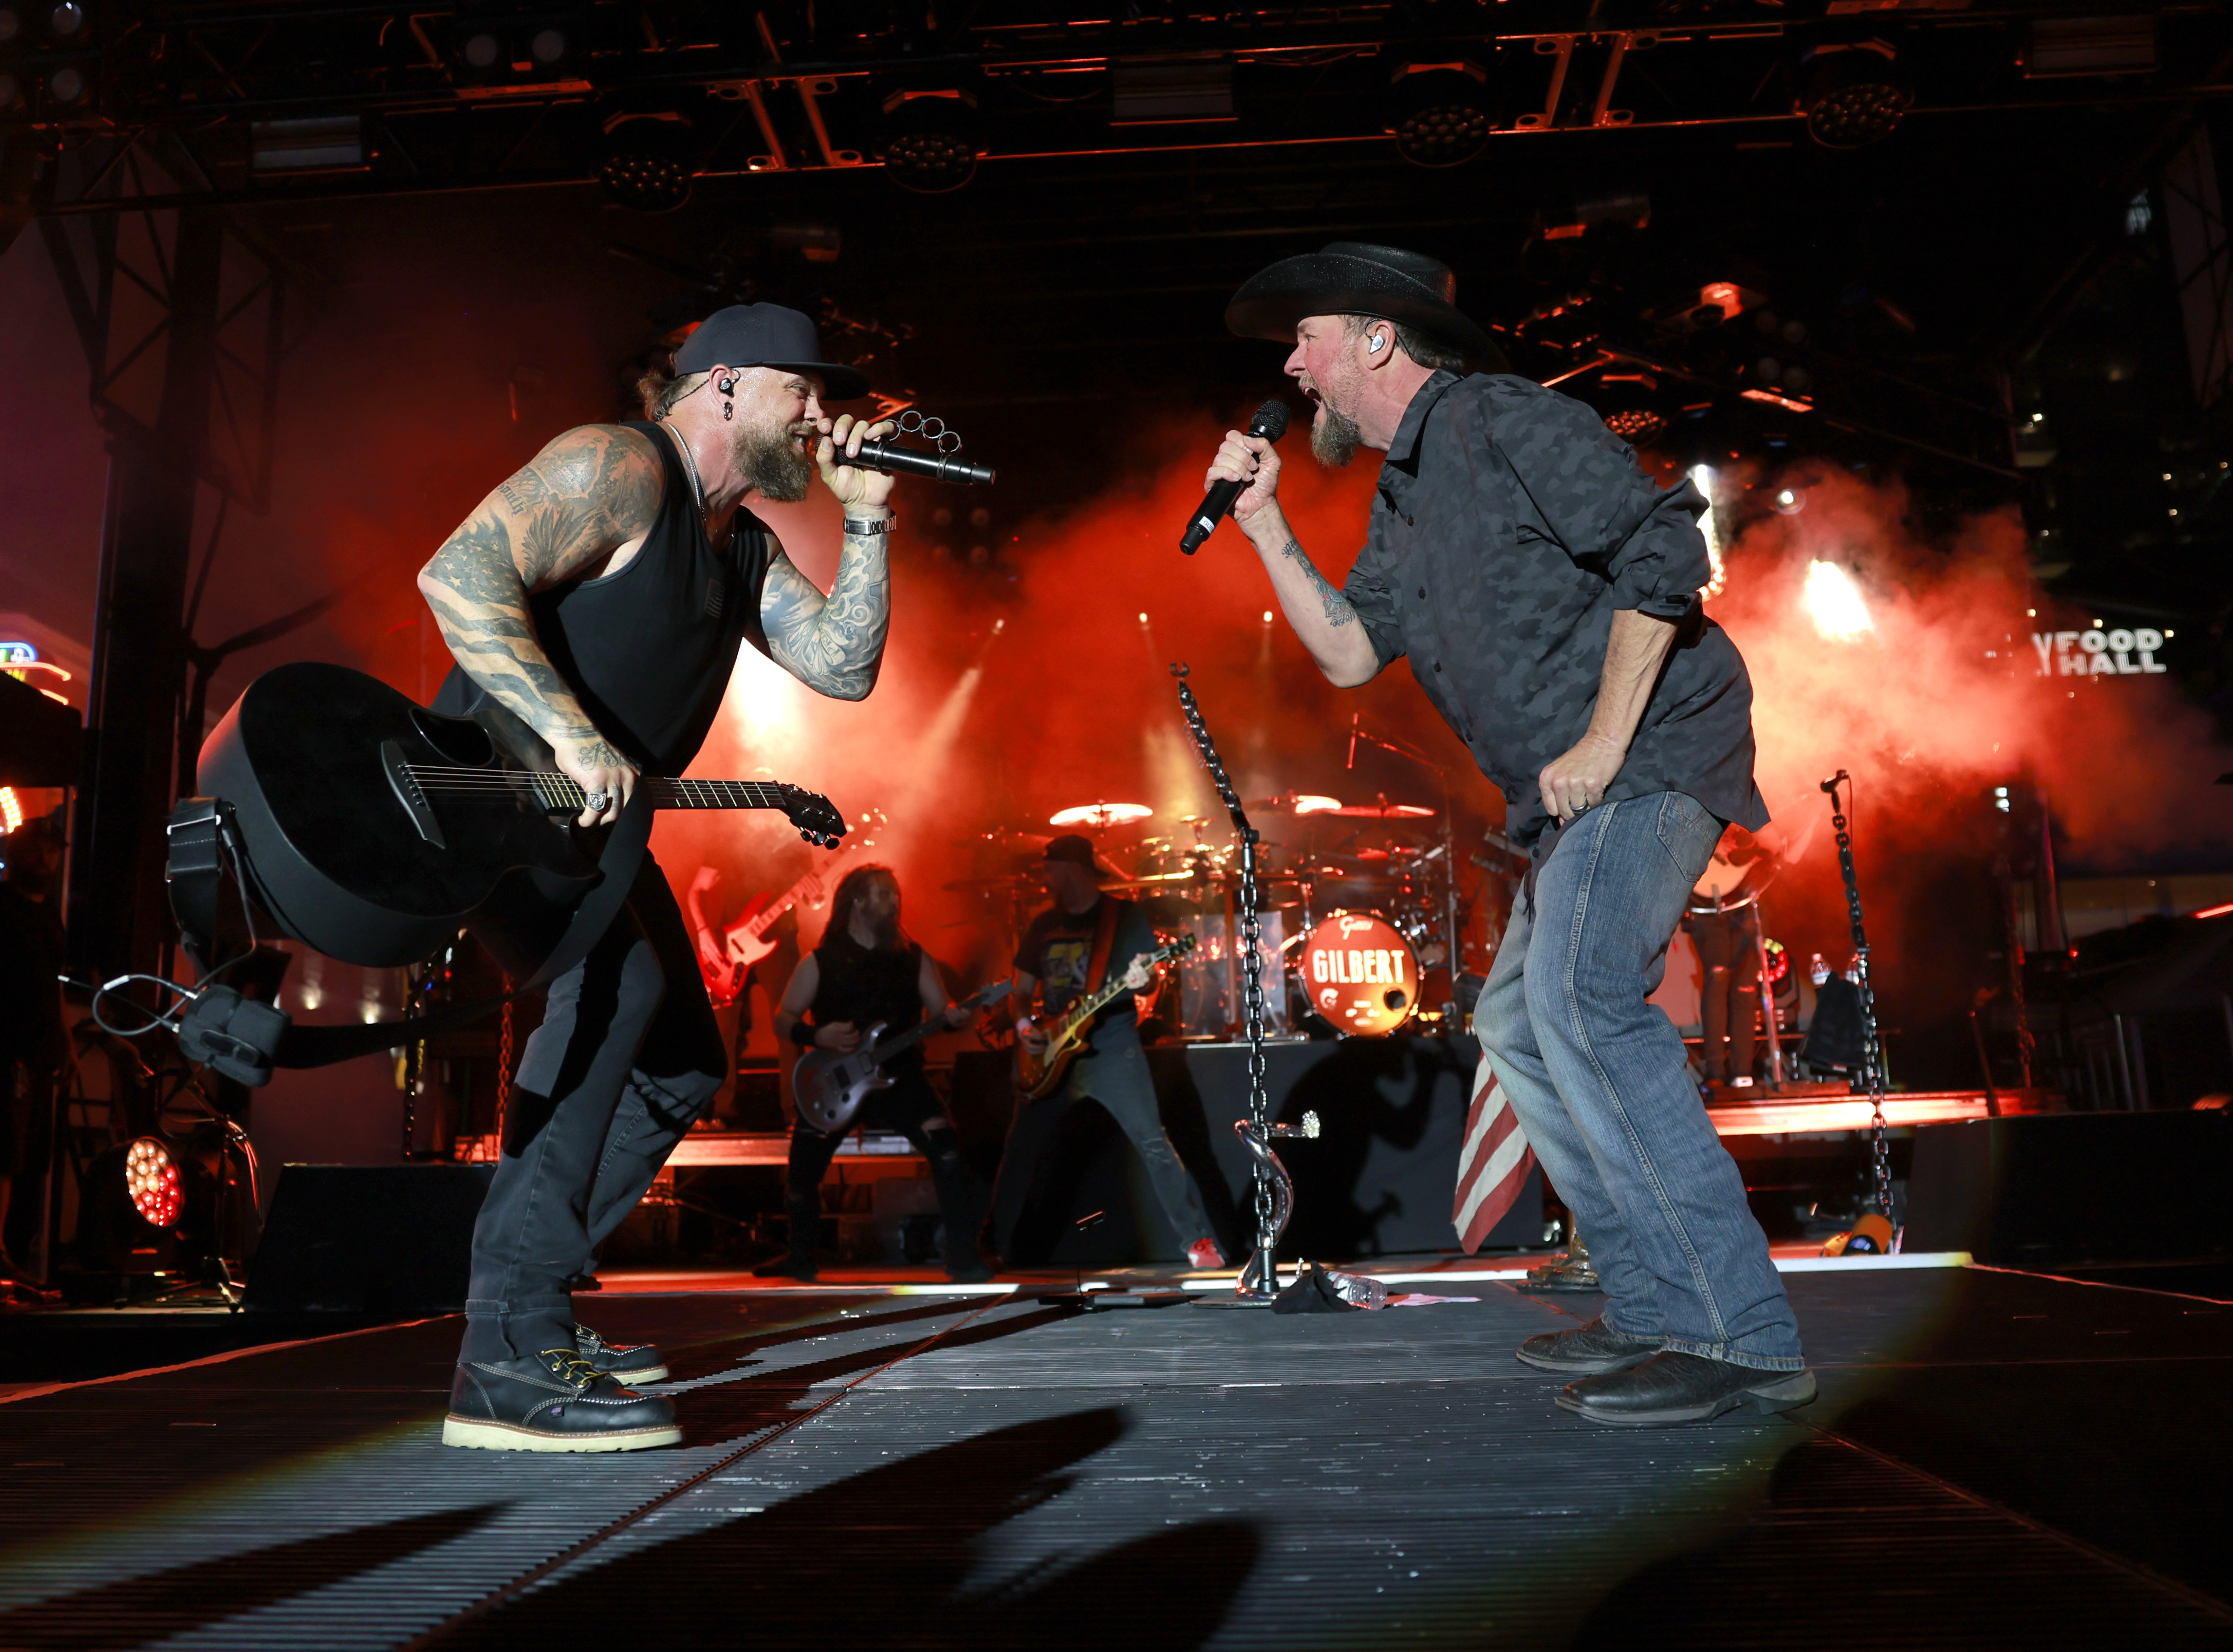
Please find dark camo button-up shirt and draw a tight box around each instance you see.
[1341,370,1769,850]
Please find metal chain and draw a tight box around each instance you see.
[1823,773,1893,1219]
[2001,883,2037,1089]
[1169,665,1272,1240]
[495,992,514,1155]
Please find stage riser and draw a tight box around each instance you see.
[244,1164,494,1313]
[1904,1112,2233,1267]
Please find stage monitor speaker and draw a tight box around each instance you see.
[1903,1111,2233,1268]
[245,1164,494,1314]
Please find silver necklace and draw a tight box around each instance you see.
[668,422,726,547]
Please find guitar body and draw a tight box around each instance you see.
[198,662,592,968]
[791,1021,893,1135]
[1015,1029,1088,1101]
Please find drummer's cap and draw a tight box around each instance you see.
[1043,834,1111,877]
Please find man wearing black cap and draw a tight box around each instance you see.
[1203,244,1811,1427]
[419,303,898,1452]
[990,835,1224,1271]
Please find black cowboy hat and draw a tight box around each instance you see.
[676,303,870,401]
[1225,242,1507,372]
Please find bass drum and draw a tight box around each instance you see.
[1296,911,1420,1036]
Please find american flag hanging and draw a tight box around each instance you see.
[1453,1053,1535,1254]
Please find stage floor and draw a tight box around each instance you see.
[3,1264,2229,1649]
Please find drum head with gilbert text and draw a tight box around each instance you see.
[1299,912,1419,1035]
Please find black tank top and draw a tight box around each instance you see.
[811,931,926,1069]
[432,420,773,775]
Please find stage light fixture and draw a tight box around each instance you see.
[1797,43,1911,149]
[0,7,20,42]
[0,71,20,112]
[1388,63,1493,168]
[530,27,566,64]
[462,30,500,67]
[880,90,979,193]
[1604,409,1668,444]
[48,0,79,35]
[598,113,695,212]
[47,63,82,103]
[125,1137,183,1229]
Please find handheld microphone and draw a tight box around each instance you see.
[1180,398,1291,554]
[845,438,996,486]
[1347,711,1361,770]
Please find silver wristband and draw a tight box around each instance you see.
[842,514,893,536]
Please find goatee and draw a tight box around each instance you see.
[868,909,904,952]
[737,420,816,503]
[1310,403,1363,468]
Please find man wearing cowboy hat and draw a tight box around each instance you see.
[989,835,1225,1270]
[420,302,901,1451]
[1204,244,1809,1426]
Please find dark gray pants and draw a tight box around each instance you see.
[461,853,726,1362]
[988,1033,1211,1258]
[780,1068,985,1271]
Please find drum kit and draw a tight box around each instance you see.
[943,791,1477,1040]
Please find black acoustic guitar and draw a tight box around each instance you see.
[196,662,847,969]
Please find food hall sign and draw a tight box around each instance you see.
[2030,628,2167,679]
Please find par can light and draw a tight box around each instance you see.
[125,1137,183,1230]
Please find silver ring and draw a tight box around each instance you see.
[586,790,611,812]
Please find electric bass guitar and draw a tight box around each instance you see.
[1014,933,1197,1100]
[196,662,848,969]
[701,865,834,1009]
[792,978,1015,1134]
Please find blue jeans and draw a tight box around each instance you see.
[1476,792,1803,1371]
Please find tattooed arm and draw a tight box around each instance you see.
[416,424,664,825]
[759,525,890,701]
[1203,423,1382,686]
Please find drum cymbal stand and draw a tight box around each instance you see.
[1172,663,1308,1304]
[1347,713,1462,1011]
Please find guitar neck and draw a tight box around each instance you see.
[529,774,793,813]
[741,872,816,941]
[1053,956,1169,1043]
[870,982,1010,1064]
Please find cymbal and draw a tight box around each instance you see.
[1050,803,1153,829]
[1326,801,1437,819]
[1246,793,1343,815]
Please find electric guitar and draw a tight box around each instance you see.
[196,662,848,968]
[701,865,835,1009]
[1014,933,1198,1101]
[792,979,1015,1134]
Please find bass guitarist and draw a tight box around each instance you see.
[988,836,1225,1270]
[419,303,897,1453]
[763,866,989,1282]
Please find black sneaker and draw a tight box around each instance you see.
[575,1323,669,1385]
[442,1348,682,1452]
[1558,1350,1818,1427]
[1515,1315,1664,1375]
[752,1253,818,1281]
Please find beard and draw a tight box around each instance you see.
[735,418,816,503]
[1310,401,1364,468]
[865,907,903,951]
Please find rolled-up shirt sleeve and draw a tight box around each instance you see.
[1341,533,1408,669]
[1494,389,1711,620]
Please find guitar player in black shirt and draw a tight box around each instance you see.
[419,304,897,1453]
[989,836,1224,1271]
[762,865,989,1284]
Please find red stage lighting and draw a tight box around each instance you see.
[124,1137,184,1229]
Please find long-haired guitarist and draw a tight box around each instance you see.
[988,836,1225,1271]
[762,866,989,1282]
[416,303,898,1453]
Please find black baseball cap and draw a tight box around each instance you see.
[674,303,869,401]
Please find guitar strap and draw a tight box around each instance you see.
[1081,894,1123,1003]
[166,789,657,1071]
